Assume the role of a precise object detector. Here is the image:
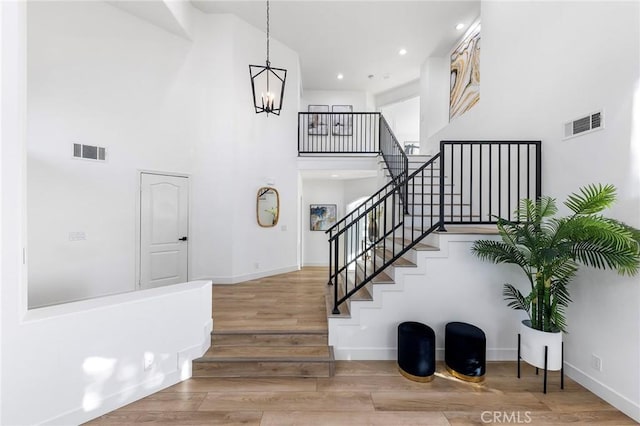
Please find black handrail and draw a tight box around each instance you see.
[379,116,408,213]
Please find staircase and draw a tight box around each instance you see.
[319,114,542,318]
[193,330,335,378]
[191,269,336,378]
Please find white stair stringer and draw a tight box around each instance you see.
[328,231,525,362]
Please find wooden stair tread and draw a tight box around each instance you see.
[389,237,439,251]
[211,330,328,346]
[213,330,327,336]
[356,260,393,284]
[325,292,350,318]
[373,248,415,267]
[437,225,499,234]
[200,345,332,361]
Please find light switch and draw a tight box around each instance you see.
[69,232,86,241]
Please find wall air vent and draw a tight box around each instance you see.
[73,143,107,161]
[563,110,603,140]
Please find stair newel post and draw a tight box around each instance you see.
[438,141,447,232]
[332,235,340,314]
[328,228,333,286]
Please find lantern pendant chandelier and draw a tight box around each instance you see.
[249,0,287,116]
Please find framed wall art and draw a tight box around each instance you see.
[331,105,353,136]
[309,204,337,231]
[308,104,329,136]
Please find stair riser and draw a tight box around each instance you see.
[212,334,328,346]
[193,361,332,378]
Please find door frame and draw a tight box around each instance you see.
[135,170,191,289]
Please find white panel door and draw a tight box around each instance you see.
[140,173,189,289]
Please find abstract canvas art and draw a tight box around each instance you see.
[310,204,337,231]
[450,24,481,121]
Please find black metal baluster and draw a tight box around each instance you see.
[536,142,542,200]
[332,237,339,314]
[508,144,512,220]
[479,143,483,222]
[489,144,492,218]
[469,143,473,222]
[498,144,502,219]
[517,144,521,210]
[527,143,531,200]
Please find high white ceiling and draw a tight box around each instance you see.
[191,1,480,94]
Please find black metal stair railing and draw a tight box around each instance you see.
[298,112,380,154]
[326,156,442,314]
[325,138,542,315]
[438,141,542,228]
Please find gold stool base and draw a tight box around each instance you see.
[399,367,434,382]
[446,365,485,383]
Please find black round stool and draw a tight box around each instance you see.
[397,321,435,382]
[445,321,486,382]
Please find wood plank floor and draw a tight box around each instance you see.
[86,267,635,425]
[211,267,328,332]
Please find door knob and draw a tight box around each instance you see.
[179,236,188,241]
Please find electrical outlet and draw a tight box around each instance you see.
[591,354,602,371]
[143,352,155,371]
[254,262,260,270]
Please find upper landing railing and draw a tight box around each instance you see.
[298,112,380,155]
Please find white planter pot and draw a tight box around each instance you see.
[519,320,563,371]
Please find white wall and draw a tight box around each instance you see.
[379,96,420,146]
[424,1,640,420]
[4,5,213,425]
[374,78,420,110]
[302,177,378,266]
[302,90,373,112]
[27,1,196,307]
[329,234,524,361]
[419,57,449,151]
[302,179,344,266]
[27,1,302,305]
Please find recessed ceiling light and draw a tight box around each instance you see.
[337,73,344,80]
[455,23,465,30]
[331,174,340,178]
[398,48,407,56]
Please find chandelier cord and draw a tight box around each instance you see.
[266,0,270,66]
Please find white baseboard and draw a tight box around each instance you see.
[302,261,329,267]
[194,265,300,284]
[333,347,517,361]
[564,362,640,423]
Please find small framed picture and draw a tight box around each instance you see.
[308,105,329,136]
[332,105,353,136]
[310,204,337,231]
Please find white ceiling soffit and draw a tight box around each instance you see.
[191,0,480,94]
[300,169,378,180]
[108,0,192,40]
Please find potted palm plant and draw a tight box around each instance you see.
[471,184,640,370]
